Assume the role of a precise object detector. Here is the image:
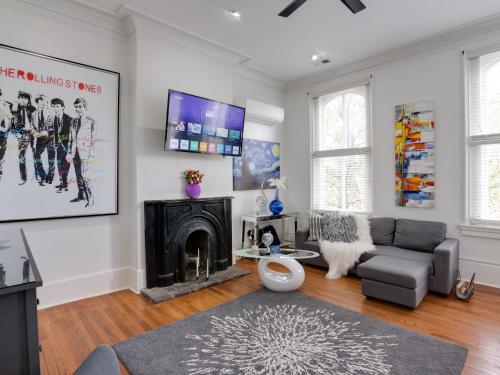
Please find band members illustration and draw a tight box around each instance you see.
[33,94,55,186]
[0,89,13,182]
[51,98,72,193]
[11,91,36,185]
[67,98,95,207]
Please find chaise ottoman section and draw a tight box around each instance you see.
[357,255,430,308]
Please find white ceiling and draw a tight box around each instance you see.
[83,0,500,82]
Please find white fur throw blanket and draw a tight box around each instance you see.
[319,214,375,279]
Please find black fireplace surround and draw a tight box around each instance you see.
[144,197,233,288]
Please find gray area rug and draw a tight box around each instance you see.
[141,266,249,303]
[114,289,467,375]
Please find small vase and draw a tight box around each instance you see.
[185,183,201,199]
[269,189,283,216]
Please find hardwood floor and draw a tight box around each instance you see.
[38,260,500,374]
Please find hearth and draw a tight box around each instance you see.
[144,197,233,288]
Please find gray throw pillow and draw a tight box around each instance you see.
[321,214,359,243]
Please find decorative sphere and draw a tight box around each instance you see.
[262,232,274,247]
[269,198,283,216]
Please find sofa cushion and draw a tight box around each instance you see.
[369,217,395,246]
[299,252,328,268]
[393,219,446,253]
[359,245,434,274]
[295,229,310,248]
[357,256,430,289]
[301,240,321,253]
[362,278,428,309]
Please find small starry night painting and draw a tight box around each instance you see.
[233,139,280,191]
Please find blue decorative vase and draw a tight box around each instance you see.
[269,245,281,255]
[269,189,283,216]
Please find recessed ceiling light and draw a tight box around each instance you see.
[311,53,331,66]
[228,10,242,19]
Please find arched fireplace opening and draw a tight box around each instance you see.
[176,218,219,284]
[183,229,211,282]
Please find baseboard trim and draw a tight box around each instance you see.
[37,259,499,308]
[459,258,500,289]
[134,268,146,293]
[38,266,136,309]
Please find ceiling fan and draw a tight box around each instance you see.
[278,0,366,17]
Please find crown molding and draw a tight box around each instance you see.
[115,4,285,90]
[6,0,286,86]
[234,64,286,92]
[286,12,500,90]
[66,0,117,17]
[12,0,127,36]
[116,4,252,66]
[9,0,500,90]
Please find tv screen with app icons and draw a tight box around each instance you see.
[164,90,245,156]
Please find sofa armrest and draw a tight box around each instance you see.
[296,229,310,247]
[432,238,460,295]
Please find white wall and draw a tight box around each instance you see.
[231,75,285,249]
[0,1,285,305]
[284,44,500,287]
[128,29,285,289]
[0,1,134,307]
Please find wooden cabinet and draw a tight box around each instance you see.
[0,229,43,375]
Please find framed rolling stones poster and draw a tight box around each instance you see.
[0,44,119,222]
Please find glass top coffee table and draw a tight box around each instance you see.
[233,248,319,292]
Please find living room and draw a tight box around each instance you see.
[0,0,499,374]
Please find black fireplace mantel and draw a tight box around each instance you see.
[144,197,233,288]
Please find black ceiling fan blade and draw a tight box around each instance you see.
[340,0,366,14]
[278,0,309,17]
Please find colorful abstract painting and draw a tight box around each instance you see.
[233,139,280,191]
[395,101,435,208]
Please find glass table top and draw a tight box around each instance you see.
[0,229,37,289]
[233,248,319,260]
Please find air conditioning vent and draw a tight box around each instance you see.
[236,98,285,126]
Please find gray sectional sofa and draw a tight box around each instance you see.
[296,217,460,308]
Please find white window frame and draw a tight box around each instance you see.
[462,46,500,236]
[309,79,373,214]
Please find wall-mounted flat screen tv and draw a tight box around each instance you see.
[164,90,246,156]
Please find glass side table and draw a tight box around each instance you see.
[240,213,298,248]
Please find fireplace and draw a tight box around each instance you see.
[183,230,210,282]
[144,197,233,288]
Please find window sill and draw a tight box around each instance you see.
[459,224,500,240]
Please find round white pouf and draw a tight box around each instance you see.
[257,257,305,292]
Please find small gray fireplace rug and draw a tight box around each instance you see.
[141,266,250,303]
[113,289,467,375]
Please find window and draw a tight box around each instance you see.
[467,50,500,226]
[311,84,371,213]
